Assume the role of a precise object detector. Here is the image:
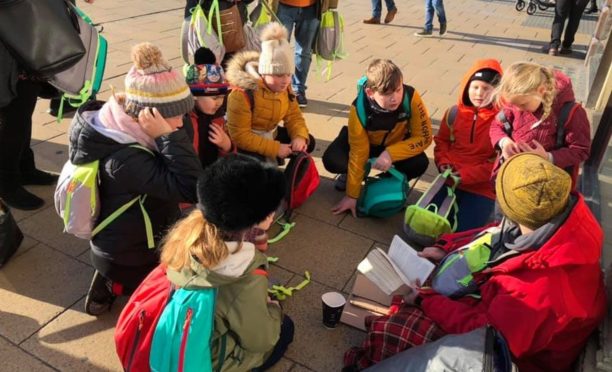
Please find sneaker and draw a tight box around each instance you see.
[363,17,381,24]
[21,169,59,186]
[47,97,77,118]
[542,45,558,56]
[334,174,347,191]
[84,271,115,316]
[0,186,44,210]
[296,93,308,108]
[549,47,558,56]
[439,23,447,35]
[559,46,573,55]
[384,8,397,24]
[414,29,433,37]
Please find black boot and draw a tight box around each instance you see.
[21,169,59,186]
[84,271,116,316]
[0,185,44,210]
[584,6,598,13]
[47,97,77,117]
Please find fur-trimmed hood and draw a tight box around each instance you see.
[226,51,262,91]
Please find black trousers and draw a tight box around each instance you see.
[0,79,41,193]
[322,126,429,180]
[255,315,294,371]
[239,126,316,163]
[550,0,590,48]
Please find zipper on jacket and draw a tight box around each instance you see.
[126,310,146,372]
[470,112,478,143]
[178,308,194,372]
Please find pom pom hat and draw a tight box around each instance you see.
[258,22,294,75]
[124,42,194,118]
[185,47,230,96]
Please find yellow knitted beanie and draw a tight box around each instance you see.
[496,153,571,229]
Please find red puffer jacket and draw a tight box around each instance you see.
[434,59,502,199]
[420,194,607,372]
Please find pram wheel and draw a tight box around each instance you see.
[527,2,537,14]
[515,0,526,11]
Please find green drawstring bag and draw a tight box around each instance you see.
[403,169,459,247]
[357,159,407,218]
[314,9,347,80]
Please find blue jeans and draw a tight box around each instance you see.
[371,0,397,18]
[424,0,447,32]
[455,189,495,232]
[277,3,320,96]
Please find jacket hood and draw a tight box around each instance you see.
[458,59,503,107]
[68,101,126,165]
[552,70,576,108]
[166,241,267,289]
[226,50,262,91]
[495,194,602,273]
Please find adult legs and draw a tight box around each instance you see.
[0,79,44,210]
[550,0,572,49]
[562,0,590,49]
[287,5,319,97]
[424,0,435,32]
[384,0,397,12]
[371,0,383,18]
[433,0,447,25]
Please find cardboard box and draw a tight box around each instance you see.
[340,273,394,331]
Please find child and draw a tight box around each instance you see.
[490,61,591,186]
[322,59,432,217]
[226,22,315,164]
[184,47,234,168]
[160,154,293,371]
[345,153,606,371]
[434,59,502,231]
[69,43,202,315]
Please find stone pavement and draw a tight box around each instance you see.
[0,0,602,371]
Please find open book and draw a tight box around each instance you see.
[357,235,436,295]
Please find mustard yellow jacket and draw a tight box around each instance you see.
[346,86,432,198]
[226,51,310,159]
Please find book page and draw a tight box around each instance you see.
[357,248,404,295]
[387,235,435,287]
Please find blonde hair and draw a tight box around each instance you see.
[160,209,229,271]
[366,59,403,94]
[494,62,557,120]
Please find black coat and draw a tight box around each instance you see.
[69,101,202,267]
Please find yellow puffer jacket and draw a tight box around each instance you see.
[226,51,310,159]
[346,86,432,199]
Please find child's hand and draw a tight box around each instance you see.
[138,107,173,139]
[278,144,293,159]
[517,140,549,160]
[500,138,520,159]
[418,247,447,262]
[290,137,307,152]
[331,196,357,217]
[267,296,280,307]
[403,286,420,306]
[209,124,232,152]
[373,151,392,172]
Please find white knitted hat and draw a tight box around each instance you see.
[258,22,294,75]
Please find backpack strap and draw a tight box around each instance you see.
[445,105,459,143]
[496,110,513,138]
[242,89,256,112]
[555,101,577,149]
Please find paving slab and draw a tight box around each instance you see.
[0,244,92,344]
[267,214,374,291]
[0,337,55,372]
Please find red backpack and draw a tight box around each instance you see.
[285,151,320,213]
[115,265,174,372]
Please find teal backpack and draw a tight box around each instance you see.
[403,169,459,246]
[150,287,223,372]
[355,76,412,127]
[357,158,408,218]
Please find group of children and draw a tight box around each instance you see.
[64,16,601,371]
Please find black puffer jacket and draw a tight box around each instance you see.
[69,101,202,266]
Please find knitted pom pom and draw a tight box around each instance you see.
[194,47,217,65]
[260,22,288,43]
[131,42,167,70]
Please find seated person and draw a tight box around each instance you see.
[184,47,234,168]
[322,59,432,217]
[345,153,607,372]
[434,59,502,231]
[226,22,315,164]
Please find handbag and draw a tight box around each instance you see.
[0,200,24,268]
[0,0,86,77]
[214,2,246,53]
[357,158,408,218]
